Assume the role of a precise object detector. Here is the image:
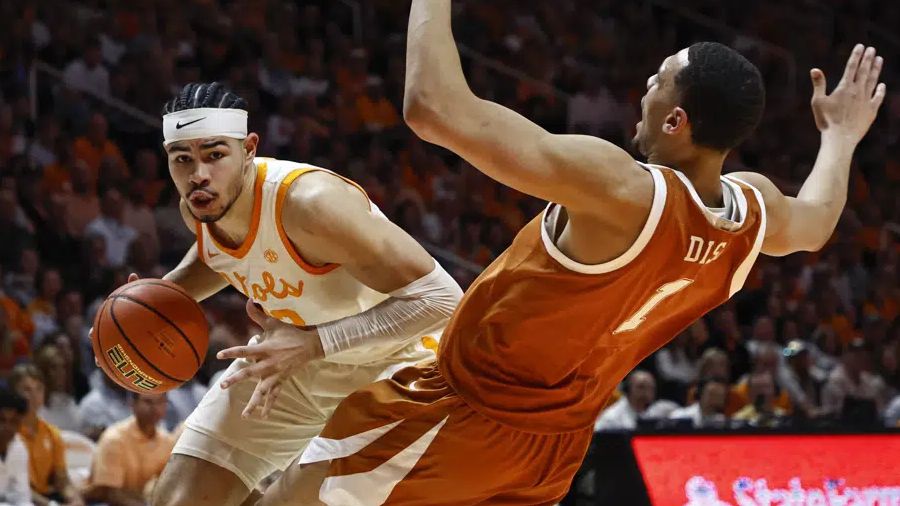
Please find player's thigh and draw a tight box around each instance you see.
[181,359,332,479]
[152,453,252,506]
[256,461,330,506]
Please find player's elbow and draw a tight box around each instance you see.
[403,89,444,141]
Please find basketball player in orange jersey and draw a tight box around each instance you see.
[219,2,887,504]
[104,82,464,506]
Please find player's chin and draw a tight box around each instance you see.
[192,205,226,223]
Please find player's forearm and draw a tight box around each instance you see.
[404,0,473,131]
[795,132,857,244]
[315,261,462,356]
[164,244,228,302]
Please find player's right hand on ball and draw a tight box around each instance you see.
[216,299,326,419]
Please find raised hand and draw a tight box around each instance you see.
[216,299,325,418]
[810,44,886,144]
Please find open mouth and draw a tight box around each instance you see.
[189,190,217,209]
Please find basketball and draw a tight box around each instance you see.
[91,279,209,394]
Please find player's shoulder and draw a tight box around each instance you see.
[723,171,777,198]
[279,164,370,236]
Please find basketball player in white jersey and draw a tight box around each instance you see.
[124,82,463,506]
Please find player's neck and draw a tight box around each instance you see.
[208,162,259,247]
[663,151,727,207]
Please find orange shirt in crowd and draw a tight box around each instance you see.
[40,163,72,195]
[356,95,400,131]
[72,137,129,183]
[88,417,176,495]
[19,417,67,495]
[0,296,34,341]
[824,314,857,346]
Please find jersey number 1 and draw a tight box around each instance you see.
[612,279,694,334]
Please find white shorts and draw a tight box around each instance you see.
[172,338,435,489]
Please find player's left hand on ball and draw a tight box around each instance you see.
[216,299,326,418]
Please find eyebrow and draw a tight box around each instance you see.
[166,140,230,153]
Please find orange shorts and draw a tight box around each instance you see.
[297,361,592,505]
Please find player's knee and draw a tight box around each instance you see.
[151,454,252,506]
[149,458,190,506]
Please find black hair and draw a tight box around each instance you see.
[162,82,247,115]
[0,386,27,415]
[675,42,765,151]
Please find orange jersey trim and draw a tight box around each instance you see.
[194,219,206,263]
[206,162,268,259]
[275,168,341,275]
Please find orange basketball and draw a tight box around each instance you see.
[91,279,209,394]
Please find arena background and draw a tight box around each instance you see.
[1,1,898,505]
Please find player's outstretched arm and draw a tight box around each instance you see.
[404,0,648,211]
[730,45,886,256]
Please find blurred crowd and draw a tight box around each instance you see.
[0,0,898,503]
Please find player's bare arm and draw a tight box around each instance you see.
[282,172,436,293]
[730,44,886,256]
[124,199,230,300]
[404,0,653,239]
[217,172,462,416]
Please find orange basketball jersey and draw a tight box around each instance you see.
[439,164,766,433]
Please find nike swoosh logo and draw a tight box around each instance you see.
[207,250,220,258]
[176,117,206,129]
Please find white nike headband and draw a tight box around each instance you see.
[162,108,248,146]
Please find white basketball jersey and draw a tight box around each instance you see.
[195,158,427,365]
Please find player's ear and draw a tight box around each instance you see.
[662,107,688,135]
[242,133,260,160]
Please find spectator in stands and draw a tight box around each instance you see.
[36,194,80,279]
[706,308,751,382]
[0,386,30,506]
[876,338,899,396]
[727,342,792,416]
[62,37,110,96]
[62,162,100,239]
[9,365,84,506]
[885,395,900,428]
[668,378,729,428]
[655,321,705,401]
[746,315,777,356]
[566,71,622,137]
[356,76,401,133]
[26,268,63,342]
[72,113,128,186]
[595,371,678,431]
[822,338,888,418]
[46,332,89,401]
[84,393,174,506]
[28,115,60,171]
[33,344,81,432]
[84,187,137,269]
[779,340,826,418]
[123,181,160,269]
[131,149,165,208]
[0,302,29,381]
[0,188,33,269]
[77,373,130,441]
[733,371,787,427]
[4,248,39,309]
[40,137,76,196]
